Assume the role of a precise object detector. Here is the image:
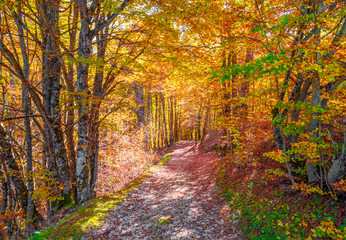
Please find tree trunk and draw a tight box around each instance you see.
[14,7,35,234]
[157,95,163,148]
[174,98,179,142]
[65,0,78,203]
[0,160,14,238]
[76,0,92,204]
[240,51,252,118]
[169,97,174,145]
[154,95,158,149]
[88,102,100,200]
[0,166,8,215]
[195,103,203,141]
[38,0,72,215]
[0,124,28,212]
[88,28,108,200]
[307,20,323,183]
[200,107,210,144]
[327,118,346,184]
[161,94,169,146]
[132,82,145,128]
[146,89,152,149]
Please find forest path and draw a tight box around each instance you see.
[85,141,239,239]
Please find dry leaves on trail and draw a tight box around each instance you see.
[85,141,241,240]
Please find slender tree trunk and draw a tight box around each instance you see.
[1,88,43,234]
[328,119,346,183]
[132,82,145,128]
[154,95,158,149]
[0,124,28,213]
[195,103,203,141]
[174,98,179,142]
[88,81,102,199]
[38,0,72,215]
[65,0,78,202]
[0,160,14,238]
[240,51,252,118]
[179,108,183,142]
[222,51,233,118]
[76,0,92,204]
[146,89,152,149]
[201,106,210,144]
[157,95,163,148]
[88,27,108,199]
[0,152,9,239]
[307,20,323,183]
[88,101,101,200]
[169,97,174,145]
[0,166,7,214]
[161,94,169,146]
[306,74,321,183]
[23,96,34,233]
[14,7,35,234]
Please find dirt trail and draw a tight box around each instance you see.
[86,141,240,239]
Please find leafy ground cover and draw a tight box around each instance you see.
[28,153,172,240]
[82,140,237,239]
[216,144,346,240]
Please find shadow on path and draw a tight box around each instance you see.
[85,141,240,240]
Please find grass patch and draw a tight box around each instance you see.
[28,153,172,240]
[160,153,172,165]
[217,159,346,240]
[156,216,171,225]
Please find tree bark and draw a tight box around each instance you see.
[240,51,253,118]
[174,98,179,142]
[200,106,210,144]
[195,103,203,141]
[154,94,158,149]
[161,94,169,146]
[169,97,174,145]
[146,88,152,149]
[39,0,72,214]
[307,74,321,183]
[14,6,35,234]
[132,82,145,128]
[74,0,130,204]
[76,0,92,204]
[65,0,78,203]
[88,27,108,200]
[0,124,28,212]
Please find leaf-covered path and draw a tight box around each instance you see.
[85,141,239,239]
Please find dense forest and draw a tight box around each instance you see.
[0,0,345,239]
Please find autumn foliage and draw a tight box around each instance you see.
[0,0,345,239]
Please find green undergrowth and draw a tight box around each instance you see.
[160,153,171,165]
[29,153,172,240]
[217,160,346,240]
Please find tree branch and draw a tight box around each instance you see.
[91,0,130,36]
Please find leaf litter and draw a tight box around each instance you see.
[84,141,241,239]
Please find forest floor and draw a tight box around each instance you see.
[82,140,240,239]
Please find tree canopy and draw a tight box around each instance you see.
[0,0,345,238]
